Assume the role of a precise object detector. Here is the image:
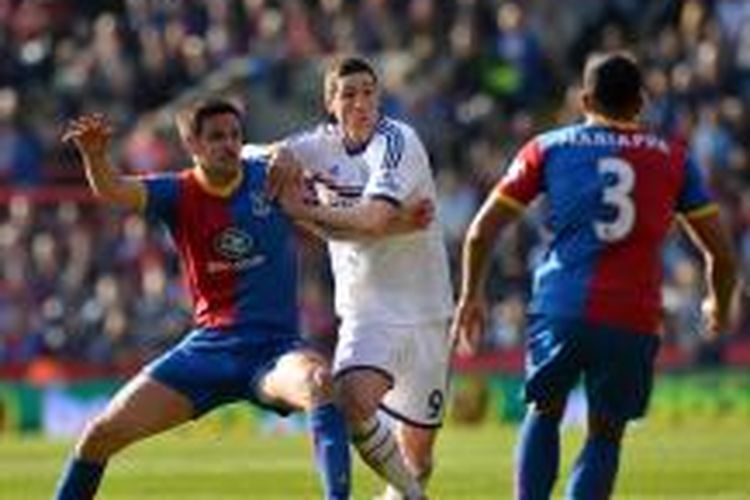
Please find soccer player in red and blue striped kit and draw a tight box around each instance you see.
[451,52,737,499]
[54,99,351,499]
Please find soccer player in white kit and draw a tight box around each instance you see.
[273,56,454,500]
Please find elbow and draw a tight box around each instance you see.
[90,186,109,200]
[464,219,488,248]
[91,186,120,204]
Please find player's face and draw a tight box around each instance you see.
[191,112,243,175]
[327,72,379,146]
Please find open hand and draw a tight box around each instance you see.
[267,146,305,200]
[277,172,310,220]
[408,197,435,229]
[397,197,434,231]
[450,297,487,356]
[701,296,726,342]
[62,113,112,159]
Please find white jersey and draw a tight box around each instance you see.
[285,117,454,325]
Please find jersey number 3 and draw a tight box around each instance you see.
[594,157,635,242]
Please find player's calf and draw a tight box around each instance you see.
[516,404,565,500]
[263,350,351,500]
[565,413,626,500]
[335,370,424,499]
[395,425,436,485]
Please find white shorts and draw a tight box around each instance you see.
[333,319,452,427]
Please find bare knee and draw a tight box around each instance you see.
[300,363,334,410]
[335,381,378,424]
[334,372,389,425]
[76,414,133,462]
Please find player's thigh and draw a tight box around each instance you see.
[584,324,660,421]
[382,321,451,427]
[80,373,193,450]
[524,314,584,406]
[146,328,247,416]
[333,320,401,419]
[259,347,331,410]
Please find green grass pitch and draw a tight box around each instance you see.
[2,419,749,499]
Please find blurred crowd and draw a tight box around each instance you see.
[1,0,749,371]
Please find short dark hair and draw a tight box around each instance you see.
[323,55,378,104]
[176,98,243,140]
[583,52,643,120]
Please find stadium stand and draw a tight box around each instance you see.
[1,0,749,378]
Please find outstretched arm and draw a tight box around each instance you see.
[63,114,146,211]
[451,191,523,355]
[273,146,434,240]
[679,209,738,340]
[287,196,434,241]
[297,197,433,239]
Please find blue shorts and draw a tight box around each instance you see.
[524,315,660,421]
[144,327,302,418]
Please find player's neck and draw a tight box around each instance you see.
[193,162,243,197]
[342,132,373,155]
[339,120,378,155]
[585,113,640,131]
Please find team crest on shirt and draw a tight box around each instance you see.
[249,191,271,217]
[214,227,255,261]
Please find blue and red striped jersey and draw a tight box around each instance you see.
[496,123,714,334]
[142,157,299,337]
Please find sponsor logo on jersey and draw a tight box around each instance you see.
[209,227,266,273]
[214,227,255,261]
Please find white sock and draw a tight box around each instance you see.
[351,415,423,499]
[382,484,403,500]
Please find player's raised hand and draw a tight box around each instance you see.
[62,113,113,159]
[277,169,309,220]
[451,296,487,356]
[267,145,305,200]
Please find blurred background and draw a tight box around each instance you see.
[0,0,749,435]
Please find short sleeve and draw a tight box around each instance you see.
[283,126,329,176]
[143,175,179,225]
[495,139,544,210]
[362,122,425,206]
[676,155,714,215]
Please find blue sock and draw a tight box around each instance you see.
[54,457,106,500]
[515,410,560,500]
[309,402,351,500]
[566,436,620,500]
